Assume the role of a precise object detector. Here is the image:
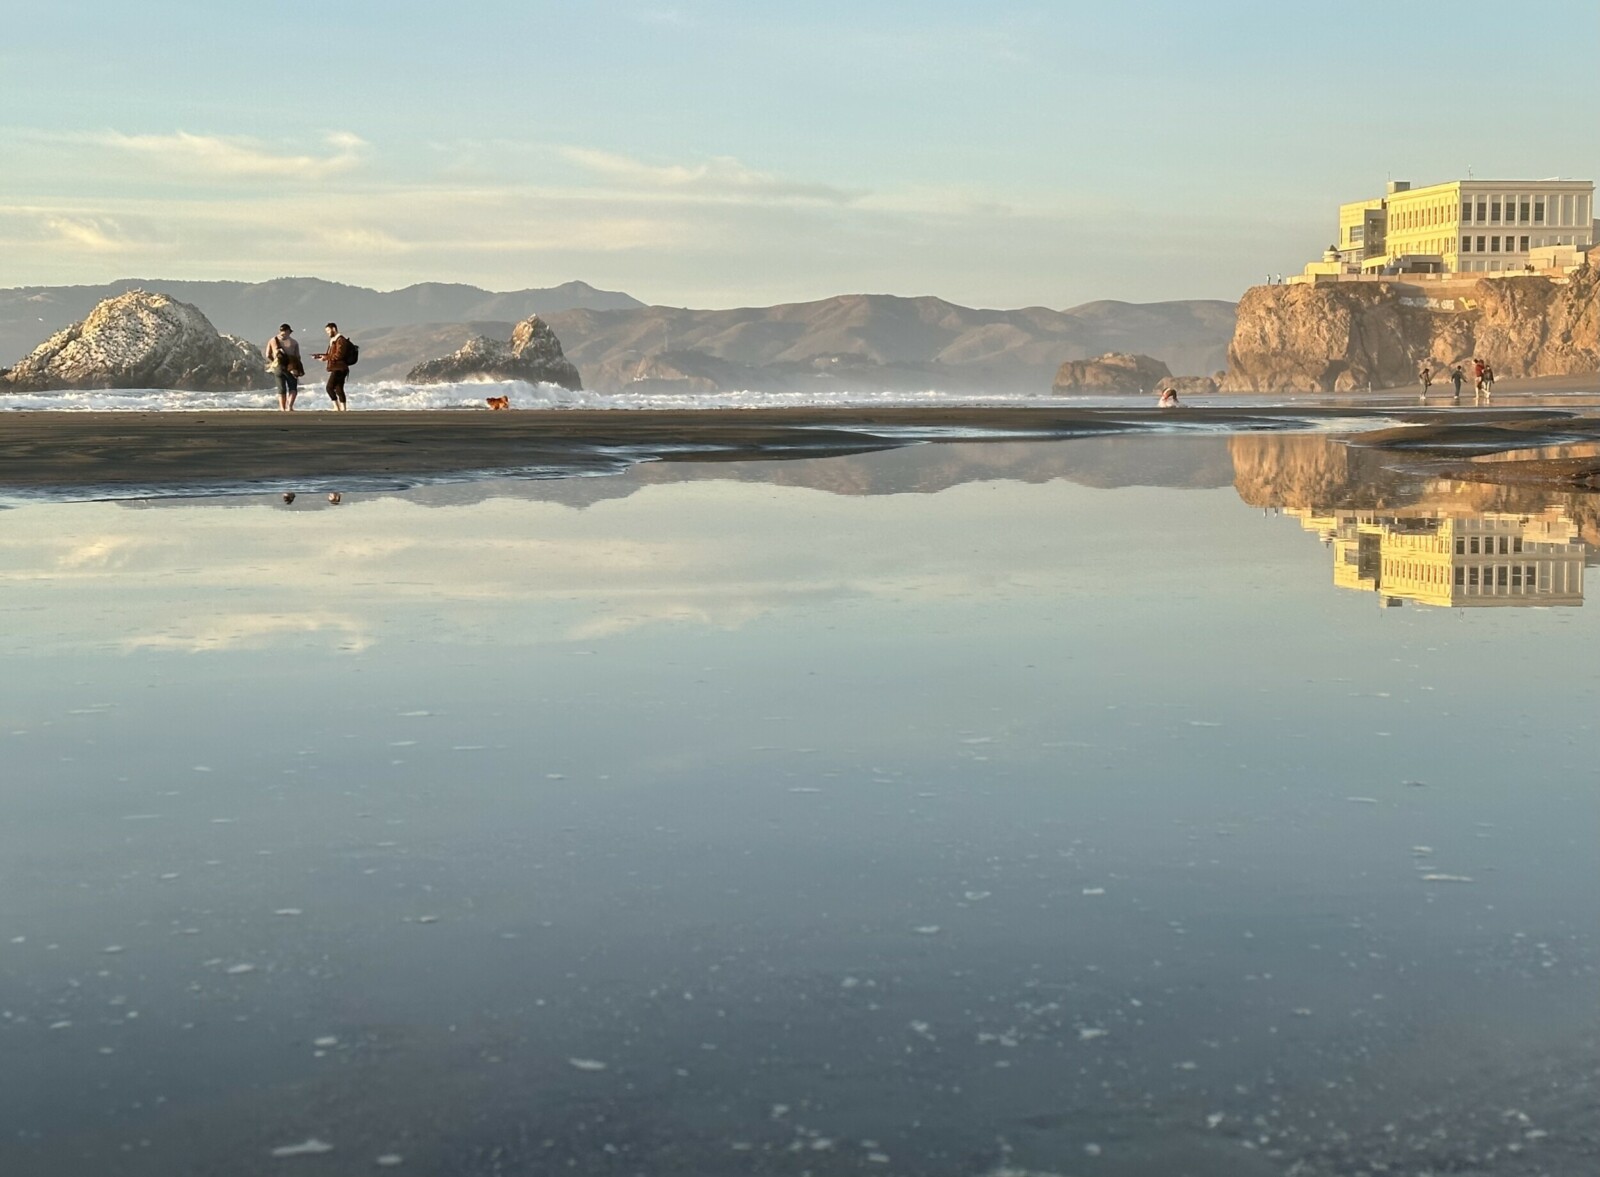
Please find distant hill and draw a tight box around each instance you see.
[539,295,1236,394]
[0,277,643,364]
[2,279,1237,394]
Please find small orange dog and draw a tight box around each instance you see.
[485,395,511,410]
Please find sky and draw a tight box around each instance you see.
[1,0,1595,309]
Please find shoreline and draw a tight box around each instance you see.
[0,404,1596,495]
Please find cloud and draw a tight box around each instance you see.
[560,147,862,205]
[42,215,136,253]
[87,130,367,180]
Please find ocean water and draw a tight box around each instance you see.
[0,434,1596,1176]
[4,378,1595,414]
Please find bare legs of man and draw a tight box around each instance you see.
[326,370,348,411]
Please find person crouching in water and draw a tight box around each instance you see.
[1158,387,1180,408]
[313,322,352,411]
[266,323,302,411]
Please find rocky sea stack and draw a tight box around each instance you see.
[407,315,582,389]
[1051,352,1174,394]
[0,290,268,392]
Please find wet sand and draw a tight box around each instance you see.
[0,404,1596,492]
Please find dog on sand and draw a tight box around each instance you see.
[485,396,510,410]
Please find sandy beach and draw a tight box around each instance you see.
[2,403,1595,492]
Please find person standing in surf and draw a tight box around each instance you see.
[265,324,302,411]
[313,323,352,411]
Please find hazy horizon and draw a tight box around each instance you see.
[3,1,1596,309]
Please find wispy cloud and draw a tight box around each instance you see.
[85,130,368,180]
[42,215,136,253]
[561,147,862,205]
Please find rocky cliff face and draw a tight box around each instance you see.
[406,315,582,389]
[1226,268,1599,391]
[1,290,269,392]
[1051,352,1172,393]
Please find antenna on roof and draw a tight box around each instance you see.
[1467,164,1473,178]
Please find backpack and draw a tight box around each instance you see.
[345,339,360,366]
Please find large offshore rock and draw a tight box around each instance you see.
[1051,351,1172,393]
[1225,268,1599,391]
[1,290,270,392]
[407,315,582,389]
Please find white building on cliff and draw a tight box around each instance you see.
[1307,177,1595,278]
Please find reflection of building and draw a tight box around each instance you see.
[1288,507,1585,608]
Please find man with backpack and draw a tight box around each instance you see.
[312,322,358,410]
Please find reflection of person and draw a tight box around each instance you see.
[1450,365,1465,397]
[1158,388,1179,408]
[1472,358,1486,394]
[312,322,352,411]
[265,324,302,411]
[1419,365,1432,393]
[1482,364,1495,394]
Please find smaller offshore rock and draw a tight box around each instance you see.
[1,290,270,392]
[407,315,582,389]
[1052,352,1173,394]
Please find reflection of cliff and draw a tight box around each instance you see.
[123,436,1236,512]
[1231,433,1419,510]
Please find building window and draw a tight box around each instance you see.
[1520,236,1529,252]
[1477,236,1486,252]
[1469,566,1479,586]
[1455,537,1465,553]
[1491,237,1501,252]
[1519,201,1530,222]
[1350,225,1364,244]
[1462,202,1472,223]
[1454,567,1464,585]
[1460,237,1470,253]
[1513,537,1523,553]
[1496,566,1508,587]
[1476,201,1488,221]
[1491,201,1501,222]
[1469,537,1479,554]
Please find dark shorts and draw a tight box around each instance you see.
[326,369,348,401]
[276,372,298,395]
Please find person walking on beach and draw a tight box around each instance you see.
[313,322,352,410]
[1418,364,1433,398]
[1450,365,1465,399]
[265,324,303,411]
[1482,363,1495,395]
[1472,358,1486,395]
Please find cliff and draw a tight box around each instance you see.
[0,290,268,392]
[1226,268,1599,391]
[406,315,582,389]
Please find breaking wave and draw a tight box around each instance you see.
[0,379,1379,413]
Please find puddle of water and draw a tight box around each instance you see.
[0,433,1595,1176]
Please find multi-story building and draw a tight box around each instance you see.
[1324,177,1594,275]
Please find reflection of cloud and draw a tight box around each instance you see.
[56,535,146,568]
[0,478,1120,657]
[123,611,372,654]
